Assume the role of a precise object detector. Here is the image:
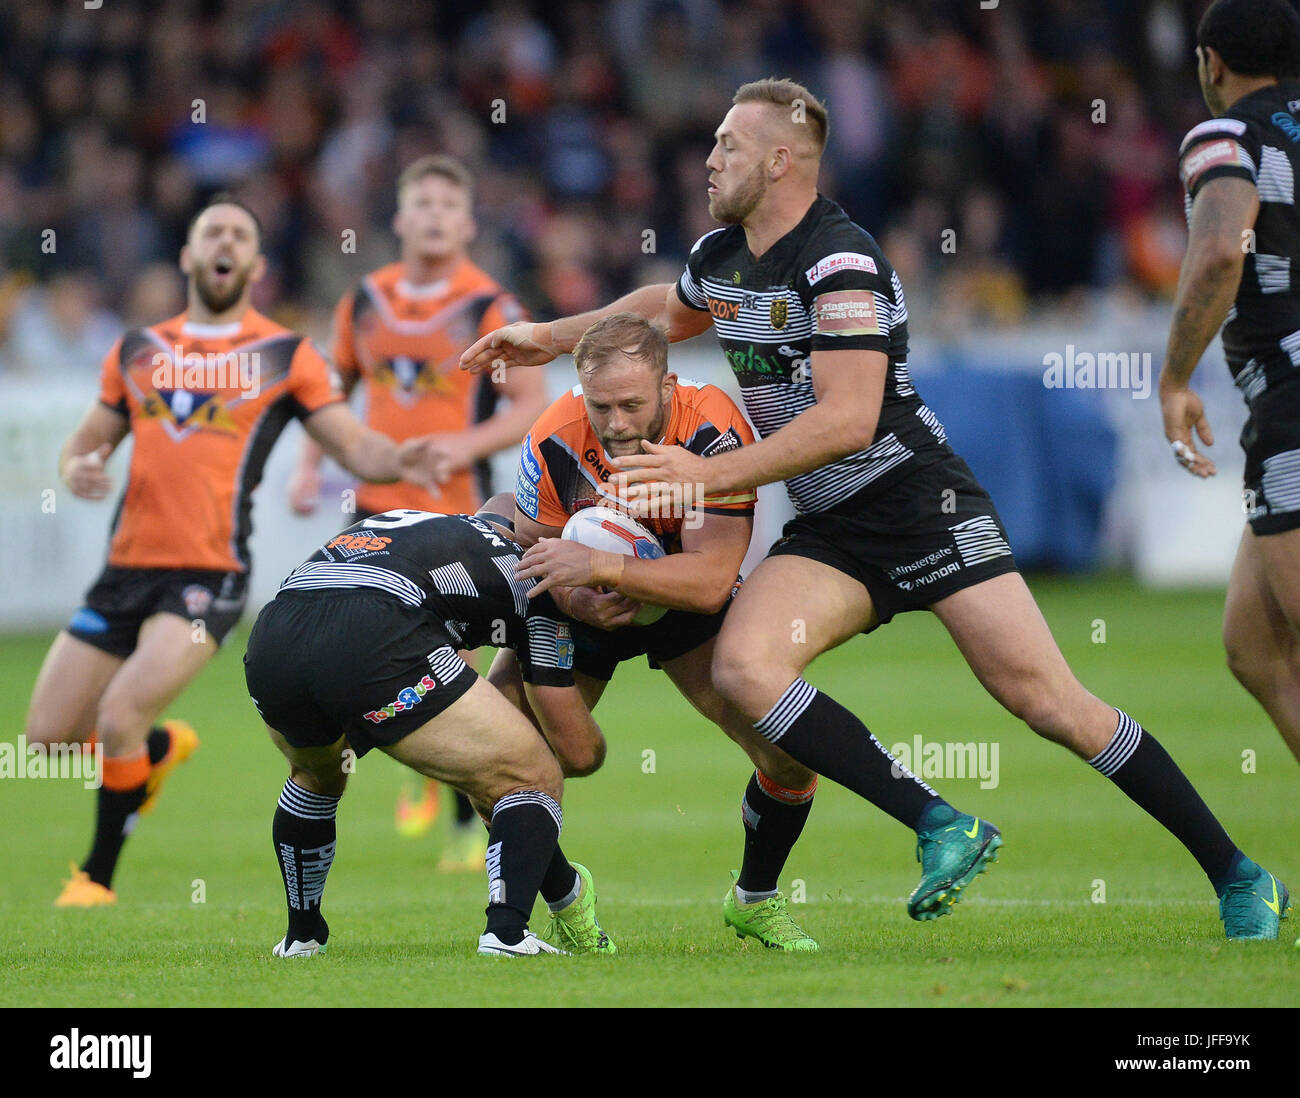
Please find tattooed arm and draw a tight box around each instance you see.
[1159,176,1259,477]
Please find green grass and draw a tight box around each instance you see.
[1,574,1296,1007]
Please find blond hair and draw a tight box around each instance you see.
[396,154,474,202]
[733,77,829,155]
[573,313,668,377]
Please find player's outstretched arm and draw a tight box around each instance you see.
[288,373,359,515]
[1159,176,1257,478]
[59,403,128,501]
[302,403,445,492]
[460,283,712,374]
[434,362,551,474]
[525,681,606,777]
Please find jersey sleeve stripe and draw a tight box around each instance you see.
[1179,116,1248,156]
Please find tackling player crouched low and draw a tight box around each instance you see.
[495,313,823,952]
[244,506,615,957]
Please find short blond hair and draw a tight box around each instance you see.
[573,313,668,377]
[396,154,474,202]
[733,77,829,155]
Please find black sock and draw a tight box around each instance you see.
[83,783,147,888]
[273,779,339,945]
[145,726,170,765]
[454,789,476,827]
[1090,710,1239,889]
[539,844,580,908]
[737,771,815,894]
[482,791,562,945]
[755,679,947,830]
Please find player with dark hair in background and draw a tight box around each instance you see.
[289,155,548,867]
[467,78,1289,940]
[1161,0,1300,793]
[30,196,446,907]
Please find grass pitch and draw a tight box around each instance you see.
[1,575,1296,1009]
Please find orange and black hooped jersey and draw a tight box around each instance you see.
[334,260,528,515]
[97,308,343,573]
[516,379,757,551]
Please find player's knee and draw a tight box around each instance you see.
[711,646,777,715]
[1001,679,1072,740]
[24,709,74,747]
[93,697,149,753]
[289,763,347,798]
[478,751,564,805]
[1223,624,1270,689]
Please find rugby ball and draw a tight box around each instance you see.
[561,506,668,625]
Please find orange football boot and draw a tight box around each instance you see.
[140,719,200,815]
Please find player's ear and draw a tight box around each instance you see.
[179,243,192,277]
[391,207,404,239]
[250,253,268,284]
[661,371,677,401]
[1202,45,1225,84]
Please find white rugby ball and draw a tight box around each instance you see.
[561,506,668,625]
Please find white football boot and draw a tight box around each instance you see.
[272,937,327,957]
[477,930,568,956]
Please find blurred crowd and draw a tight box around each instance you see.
[0,0,1219,376]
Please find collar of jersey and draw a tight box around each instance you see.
[181,317,244,338]
[745,193,831,268]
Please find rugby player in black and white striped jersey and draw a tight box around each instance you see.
[465,78,1287,940]
[1162,0,1300,799]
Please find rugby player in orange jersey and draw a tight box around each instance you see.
[287,155,547,864]
[488,314,823,951]
[28,195,447,907]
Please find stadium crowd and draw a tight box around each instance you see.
[0,0,1216,374]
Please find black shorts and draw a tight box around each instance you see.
[767,453,1019,629]
[67,566,248,658]
[243,589,476,757]
[1241,385,1300,535]
[572,602,731,682]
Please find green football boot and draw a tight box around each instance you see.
[908,813,1002,921]
[722,871,819,952]
[1218,858,1290,941]
[541,862,616,954]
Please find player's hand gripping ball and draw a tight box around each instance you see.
[561,506,668,625]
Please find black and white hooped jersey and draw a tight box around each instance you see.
[676,194,952,514]
[1179,82,1300,406]
[278,510,574,686]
